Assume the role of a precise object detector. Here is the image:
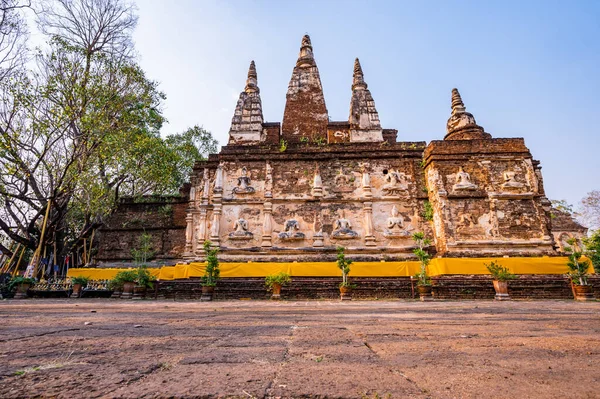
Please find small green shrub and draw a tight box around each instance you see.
[337,246,355,288]
[135,266,157,288]
[113,270,137,284]
[202,241,220,287]
[565,238,591,286]
[71,276,90,287]
[265,272,291,290]
[422,201,434,221]
[412,232,432,286]
[279,139,288,153]
[485,261,517,282]
[8,276,36,291]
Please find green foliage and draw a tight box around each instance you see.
[131,233,154,264]
[113,269,137,284]
[157,205,173,218]
[8,276,36,291]
[422,201,434,221]
[312,136,326,146]
[582,230,600,272]
[71,276,90,287]
[412,232,432,286]
[265,272,291,290]
[564,238,591,286]
[485,261,517,282]
[336,246,354,288]
[135,265,157,289]
[279,139,288,153]
[163,125,218,189]
[202,240,220,287]
[299,136,309,144]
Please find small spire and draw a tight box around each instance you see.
[451,88,466,114]
[245,60,258,93]
[352,58,367,90]
[296,34,315,67]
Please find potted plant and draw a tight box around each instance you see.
[70,276,90,298]
[9,276,36,299]
[337,246,354,300]
[565,238,594,301]
[485,261,516,300]
[412,232,433,301]
[265,272,291,299]
[108,279,123,299]
[114,270,137,299]
[201,241,220,301]
[133,266,156,300]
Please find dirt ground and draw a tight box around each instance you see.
[0,299,599,399]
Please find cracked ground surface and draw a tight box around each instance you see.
[0,300,599,398]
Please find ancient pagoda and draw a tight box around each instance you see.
[178,35,558,262]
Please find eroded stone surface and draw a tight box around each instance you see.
[1,300,598,399]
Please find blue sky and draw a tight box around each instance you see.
[132,0,600,207]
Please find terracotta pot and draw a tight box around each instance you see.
[573,284,595,301]
[339,285,352,301]
[271,283,282,299]
[417,285,433,302]
[493,280,510,301]
[71,283,82,298]
[13,283,31,299]
[132,285,147,300]
[201,285,215,301]
[120,281,135,299]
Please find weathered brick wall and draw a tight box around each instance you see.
[153,275,600,301]
[96,194,188,263]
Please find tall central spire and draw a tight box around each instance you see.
[281,34,329,144]
[228,60,264,145]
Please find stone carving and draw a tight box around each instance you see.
[453,167,477,191]
[312,212,324,247]
[382,170,409,197]
[264,161,273,198]
[214,162,224,193]
[332,214,359,239]
[456,213,484,236]
[278,219,305,241]
[333,168,354,192]
[229,218,253,240]
[384,206,411,238]
[361,163,372,198]
[349,58,383,142]
[312,164,323,198]
[501,171,525,191]
[233,167,255,194]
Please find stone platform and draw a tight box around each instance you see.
[1,300,599,398]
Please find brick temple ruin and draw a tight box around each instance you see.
[97,35,586,264]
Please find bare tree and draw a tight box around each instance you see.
[579,190,600,232]
[0,1,30,82]
[36,0,137,58]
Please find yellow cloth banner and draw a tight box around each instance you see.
[67,257,594,280]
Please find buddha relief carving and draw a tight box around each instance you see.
[333,168,355,193]
[384,206,411,238]
[233,167,255,194]
[453,167,477,191]
[382,170,409,197]
[278,219,305,241]
[501,170,525,191]
[229,218,253,240]
[456,213,484,236]
[332,213,359,239]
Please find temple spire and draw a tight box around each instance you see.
[348,58,382,142]
[445,88,490,140]
[281,34,328,143]
[352,58,367,90]
[228,61,264,145]
[245,60,258,93]
[451,88,465,113]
